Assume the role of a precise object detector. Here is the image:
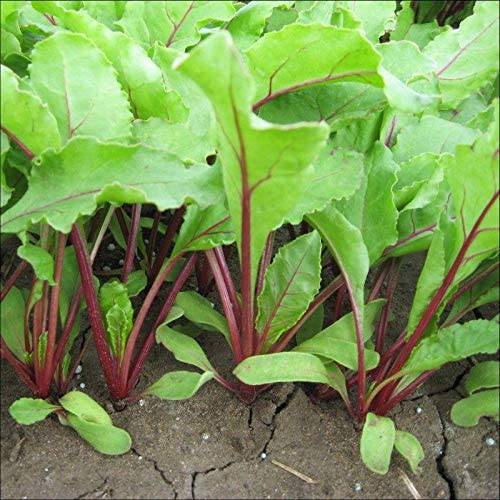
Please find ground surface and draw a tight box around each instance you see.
[1,254,499,499]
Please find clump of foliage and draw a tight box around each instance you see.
[1,0,498,475]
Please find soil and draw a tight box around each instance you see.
[1,252,499,499]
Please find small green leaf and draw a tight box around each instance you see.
[124,270,147,297]
[37,331,48,366]
[394,430,424,474]
[66,414,132,455]
[256,231,322,349]
[17,243,55,285]
[451,389,500,427]
[156,326,214,372]
[146,370,214,400]
[9,398,60,425]
[464,361,500,395]
[360,412,395,475]
[0,286,26,360]
[174,291,230,342]
[59,391,112,425]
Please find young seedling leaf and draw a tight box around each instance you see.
[174,291,230,342]
[1,286,26,360]
[9,398,60,425]
[464,361,500,395]
[451,389,500,427]
[146,370,214,400]
[394,430,425,474]
[66,414,132,455]
[59,391,112,425]
[256,231,322,349]
[1,65,61,157]
[156,326,214,372]
[124,270,147,297]
[360,412,395,475]
[29,31,133,143]
[1,137,222,234]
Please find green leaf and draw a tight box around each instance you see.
[334,142,399,264]
[177,31,328,292]
[227,1,293,50]
[33,1,184,120]
[37,331,48,366]
[1,65,61,156]
[99,280,133,357]
[403,320,500,375]
[124,270,147,297]
[360,412,395,475]
[17,243,55,284]
[9,398,60,425]
[81,0,122,28]
[156,326,214,372]
[116,1,235,51]
[393,116,479,163]
[59,391,112,425]
[285,146,364,225]
[394,430,424,474]
[246,24,384,109]
[0,286,26,360]
[66,414,132,455]
[424,1,499,107]
[256,231,322,349]
[172,202,234,256]
[307,206,369,333]
[296,1,335,24]
[451,389,499,427]
[1,137,222,234]
[295,304,324,344]
[464,361,500,395]
[29,31,132,143]
[146,370,214,400]
[294,338,380,371]
[174,291,230,342]
[338,1,396,43]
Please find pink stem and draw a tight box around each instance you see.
[121,204,142,283]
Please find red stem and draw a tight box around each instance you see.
[115,208,129,242]
[206,249,243,362]
[147,210,162,271]
[333,284,346,321]
[214,247,241,325]
[150,207,185,280]
[0,339,38,394]
[126,254,197,394]
[0,126,35,160]
[256,232,274,296]
[0,260,28,302]
[71,224,119,397]
[121,204,142,283]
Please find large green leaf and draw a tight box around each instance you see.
[360,412,395,475]
[9,398,60,425]
[174,291,230,342]
[156,327,214,372]
[177,31,328,292]
[394,430,424,474]
[172,202,234,256]
[1,65,61,156]
[403,320,500,375]
[285,145,364,224]
[464,361,500,395]
[116,1,235,51]
[66,414,132,455]
[1,137,222,234]
[424,1,499,107]
[392,116,479,163]
[334,142,399,263]
[256,231,322,349]
[146,370,214,400]
[29,31,132,143]
[33,1,185,120]
[451,389,499,427]
[234,351,347,401]
[1,286,26,360]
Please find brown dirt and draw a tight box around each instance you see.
[1,251,499,499]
